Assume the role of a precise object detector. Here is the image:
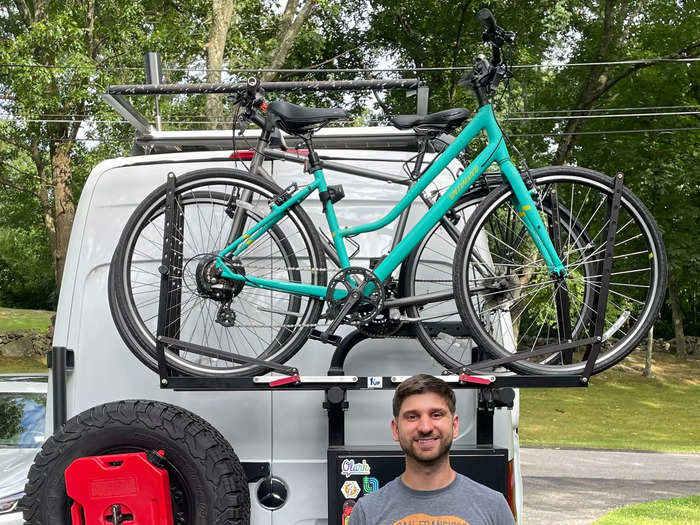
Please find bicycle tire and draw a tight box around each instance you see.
[453,166,667,375]
[400,189,487,364]
[20,400,249,525]
[402,180,595,370]
[109,168,326,377]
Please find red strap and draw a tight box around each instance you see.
[459,374,492,385]
[269,374,300,387]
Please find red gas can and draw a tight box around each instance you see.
[64,451,174,525]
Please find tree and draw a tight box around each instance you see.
[0,0,208,291]
[205,0,236,127]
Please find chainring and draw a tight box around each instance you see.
[326,267,384,326]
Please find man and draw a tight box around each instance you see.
[348,374,515,525]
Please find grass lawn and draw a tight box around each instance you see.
[0,307,53,332]
[0,307,52,373]
[0,355,47,373]
[519,349,700,452]
[593,495,700,524]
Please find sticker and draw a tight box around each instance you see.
[367,376,383,389]
[342,499,356,525]
[341,459,371,478]
[341,480,361,499]
[363,476,379,494]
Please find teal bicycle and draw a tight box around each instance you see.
[108,9,667,378]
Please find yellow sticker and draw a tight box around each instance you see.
[518,211,526,217]
[649,253,653,259]
[522,205,531,211]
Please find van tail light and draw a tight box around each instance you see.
[507,459,517,521]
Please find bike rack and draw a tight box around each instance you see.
[149,172,627,400]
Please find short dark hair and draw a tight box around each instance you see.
[392,374,456,417]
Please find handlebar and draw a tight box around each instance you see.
[477,8,497,32]
[458,8,516,106]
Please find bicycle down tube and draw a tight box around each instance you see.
[216,103,567,299]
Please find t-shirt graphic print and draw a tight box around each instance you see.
[393,514,469,525]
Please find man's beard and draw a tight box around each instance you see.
[398,432,453,466]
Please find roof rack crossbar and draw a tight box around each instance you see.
[107,78,423,96]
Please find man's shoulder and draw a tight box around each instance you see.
[454,473,506,500]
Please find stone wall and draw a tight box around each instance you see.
[0,330,52,357]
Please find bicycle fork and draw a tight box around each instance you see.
[499,160,567,277]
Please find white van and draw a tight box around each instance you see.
[21,125,523,524]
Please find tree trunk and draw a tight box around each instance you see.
[668,269,687,360]
[261,0,317,82]
[49,141,76,288]
[643,326,653,377]
[29,142,57,263]
[206,0,236,129]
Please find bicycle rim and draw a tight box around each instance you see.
[455,168,667,375]
[401,192,485,368]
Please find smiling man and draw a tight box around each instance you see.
[348,374,515,525]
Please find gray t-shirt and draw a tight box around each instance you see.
[347,473,515,525]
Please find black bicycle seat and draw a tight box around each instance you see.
[267,100,348,135]
[390,108,471,134]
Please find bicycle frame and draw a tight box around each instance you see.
[216,103,566,300]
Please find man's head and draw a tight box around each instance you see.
[391,374,458,466]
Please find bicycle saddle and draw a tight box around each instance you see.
[267,100,348,134]
[390,108,471,134]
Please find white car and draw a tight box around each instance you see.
[0,375,47,524]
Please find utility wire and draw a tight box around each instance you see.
[0,57,698,73]
[6,105,698,120]
[2,126,698,142]
[504,110,700,121]
[3,110,698,125]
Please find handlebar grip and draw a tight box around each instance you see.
[477,8,497,31]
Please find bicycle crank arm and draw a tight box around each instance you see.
[158,336,299,375]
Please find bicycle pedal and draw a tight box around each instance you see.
[310,329,342,346]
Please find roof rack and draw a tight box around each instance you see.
[101,52,430,141]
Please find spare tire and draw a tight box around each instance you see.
[20,399,250,525]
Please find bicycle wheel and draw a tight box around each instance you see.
[109,168,326,377]
[402,178,594,370]
[400,188,487,365]
[453,166,667,375]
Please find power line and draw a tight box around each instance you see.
[8,105,699,120]
[512,105,700,115]
[504,110,700,121]
[509,126,700,137]
[2,126,698,143]
[3,110,699,126]
[0,57,698,73]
